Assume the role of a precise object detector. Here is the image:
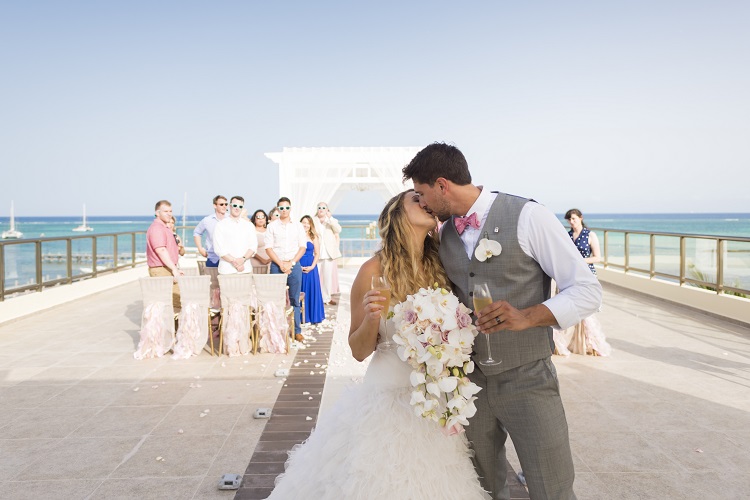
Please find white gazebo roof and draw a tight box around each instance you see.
[265,146,418,217]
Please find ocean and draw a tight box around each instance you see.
[1,213,749,291]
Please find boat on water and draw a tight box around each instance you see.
[1,201,23,239]
[72,204,94,232]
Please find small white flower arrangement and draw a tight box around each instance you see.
[392,284,482,433]
[474,231,502,262]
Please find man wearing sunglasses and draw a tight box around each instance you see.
[265,197,307,342]
[314,202,342,305]
[193,195,227,268]
[213,196,258,275]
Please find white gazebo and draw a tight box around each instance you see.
[264,146,419,216]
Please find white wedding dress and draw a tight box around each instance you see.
[267,319,490,499]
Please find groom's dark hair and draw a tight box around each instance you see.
[402,142,472,186]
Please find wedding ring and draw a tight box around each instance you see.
[495,317,501,324]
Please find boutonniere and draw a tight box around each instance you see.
[474,232,502,262]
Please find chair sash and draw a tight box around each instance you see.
[223,300,252,356]
[134,301,173,359]
[259,301,286,354]
[172,303,203,359]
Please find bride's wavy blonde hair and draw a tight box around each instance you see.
[374,190,450,303]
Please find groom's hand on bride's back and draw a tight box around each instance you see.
[476,301,553,334]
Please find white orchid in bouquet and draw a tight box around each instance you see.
[392,284,482,434]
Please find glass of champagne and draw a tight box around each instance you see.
[371,276,392,347]
[473,283,502,366]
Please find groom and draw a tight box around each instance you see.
[403,143,602,500]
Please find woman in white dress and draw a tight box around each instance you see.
[267,190,489,499]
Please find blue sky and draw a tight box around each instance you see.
[1,1,748,217]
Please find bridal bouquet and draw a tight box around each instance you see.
[391,284,482,433]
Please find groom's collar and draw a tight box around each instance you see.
[463,186,495,220]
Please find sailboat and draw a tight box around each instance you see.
[72,204,94,232]
[2,201,23,239]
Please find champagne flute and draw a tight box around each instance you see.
[473,283,502,366]
[371,276,392,347]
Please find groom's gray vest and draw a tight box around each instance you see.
[439,192,553,376]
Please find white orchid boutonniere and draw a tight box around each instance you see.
[474,231,502,262]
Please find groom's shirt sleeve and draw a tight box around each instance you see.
[517,203,603,330]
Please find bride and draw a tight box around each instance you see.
[267,190,489,499]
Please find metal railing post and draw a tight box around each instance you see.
[36,241,43,291]
[624,232,630,272]
[131,233,136,268]
[92,237,98,278]
[650,234,656,277]
[717,239,724,294]
[603,231,608,268]
[0,245,5,301]
[113,235,118,272]
[679,237,686,285]
[66,239,73,284]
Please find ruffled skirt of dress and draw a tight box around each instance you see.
[267,349,490,500]
[553,314,611,356]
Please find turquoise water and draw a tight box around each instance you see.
[1,213,749,291]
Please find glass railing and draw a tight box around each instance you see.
[1,231,147,301]
[4,224,747,301]
[0,223,378,301]
[593,227,750,298]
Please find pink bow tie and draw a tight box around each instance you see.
[454,212,480,235]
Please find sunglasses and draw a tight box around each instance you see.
[231,204,244,209]
[277,206,291,211]
[317,206,327,210]
[216,202,227,206]
[255,214,266,219]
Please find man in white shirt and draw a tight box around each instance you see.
[265,196,307,341]
[404,143,602,500]
[213,196,258,275]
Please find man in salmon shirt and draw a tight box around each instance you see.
[146,200,184,311]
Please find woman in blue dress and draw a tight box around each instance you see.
[554,208,611,356]
[299,215,325,324]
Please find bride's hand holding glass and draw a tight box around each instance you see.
[362,288,388,323]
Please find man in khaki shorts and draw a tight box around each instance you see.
[146,200,184,311]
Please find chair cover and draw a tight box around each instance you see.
[217,274,255,356]
[253,274,289,354]
[172,275,211,359]
[204,267,222,310]
[135,277,175,359]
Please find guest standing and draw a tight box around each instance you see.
[250,209,272,268]
[193,195,227,268]
[554,208,611,356]
[313,201,342,305]
[213,196,258,275]
[265,197,306,342]
[300,215,325,324]
[146,200,184,311]
[168,217,186,257]
[268,206,281,223]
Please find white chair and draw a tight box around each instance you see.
[217,274,256,356]
[134,277,175,360]
[172,275,211,359]
[253,274,292,354]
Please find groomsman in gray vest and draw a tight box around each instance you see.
[403,143,602,500]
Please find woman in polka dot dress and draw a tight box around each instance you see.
[553,209,611,356]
